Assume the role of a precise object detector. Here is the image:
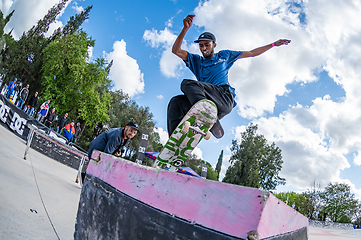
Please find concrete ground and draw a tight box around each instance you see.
[0,124,360,240]
[0,125,81,240]
[309,227,361,239]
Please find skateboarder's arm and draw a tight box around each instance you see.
[104,139,120,156]
[104,129,124,156]
[172,15,195,61]
[239,39,291,59]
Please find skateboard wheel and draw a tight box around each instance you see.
[173,159,184,167]
[204,132,211,140]
[182,121,190,131]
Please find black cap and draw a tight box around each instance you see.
[126,121,139,131]
[194,32,216,43]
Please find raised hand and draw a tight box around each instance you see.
[274,39,291,46]
[183,15,195,29]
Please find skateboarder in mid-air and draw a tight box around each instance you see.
[169,14,291,138]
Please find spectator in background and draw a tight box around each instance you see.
[26,92,39,117]
[17,84,29,109]
[63,121,75,142]
[72,122,81,144]
[82,121,139,183]
[6,78,17,100]
[87,121,139,160]
[56,112,68,134]
[44,107,56,128]
[37,99,50,123]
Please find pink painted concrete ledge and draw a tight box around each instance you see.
[87,150,308,239]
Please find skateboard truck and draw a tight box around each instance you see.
[182,121,211,140]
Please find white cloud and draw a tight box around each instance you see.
[193,0,326,119]
[104,40,145,97]
[193,147,203,160]
[72,3,84,14]
[143,0,325,118]
[249,0,361,197]
[354,153,361,166]
[0,0,14,17]
[230,87,361,195]
[157,95,164,100]
[143,28,181,78]
[87,46,93,61]
[143,0,361,198]
[166,18,174,28]
[254,110,349,188]
[3,0,69,40]
[45,19,63,38]
[153,127,168,145]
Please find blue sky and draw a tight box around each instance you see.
[2,0,361,198]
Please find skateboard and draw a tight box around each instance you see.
[153,99,217,172]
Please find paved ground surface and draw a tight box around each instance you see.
[0,125,81,240]
[0,124,360,239]
[309,227,361,239]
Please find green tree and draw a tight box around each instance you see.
[185,154,218,180]
[0,10,15,81]
[185,154,203,174]
[2,0,69,90]
[352,203,361,227]
[149,130,163,153]
[42,31,112,135]
[273,191,313,217]
[273,191,298,207]
[215,150,223,180]
[0,10,14,37]
[303,181,324,219]
[2,1,92,98]
[205,162,218,180]
[50,6,93,40]
[319,182,358,223]
[222,124,285,190]
[259,142,285,190]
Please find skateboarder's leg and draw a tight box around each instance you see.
[180,79,234,120]
[167,95,192,136]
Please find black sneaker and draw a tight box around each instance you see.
[210,119,224,139]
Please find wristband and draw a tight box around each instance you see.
[272,42,275,47]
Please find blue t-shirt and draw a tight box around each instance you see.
[185,50,243,102]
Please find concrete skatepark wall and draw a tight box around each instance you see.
[74,151,308,239]
[0,94,48,140]
[309,220,354,230]
[1,94,88,170]
[29,127,87,170]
